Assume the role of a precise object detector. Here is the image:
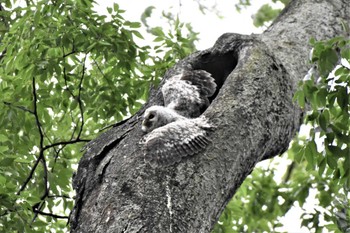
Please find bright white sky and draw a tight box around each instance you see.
[94,0,270,50]
[94,1,315,233]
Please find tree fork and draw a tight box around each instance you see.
[70,0,349,232]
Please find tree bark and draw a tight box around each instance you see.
[70,0,349,232]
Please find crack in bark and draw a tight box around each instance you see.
[165,177,173,233]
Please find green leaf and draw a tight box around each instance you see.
[304,144,315,167]
[318,158,326,176]
[341,47,350,61]
[113,3,120,12]
[0,146,8,153]
[0,157,15,166]
[318,110,329,132]
[132,30,144,39]
[309,37,316,45]
[70,100,78,110]
[0,134,8,142]
[253,4,281,27]
[330,124,349,144]
[318,48,338,77]
[326,153,338,169]
[328,146,347,157]
[127,21,141,28]
[318,191,332,206]
[316,87,327,107]
[141,6,155,27]
[334,66,346,76]
[294,147,304,163]
[306,111,319,122]
[336,86,348,110]
[297,186,309,206]
[294,89,305,108]
[0,175,6,185]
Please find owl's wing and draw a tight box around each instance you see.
[141,117,213,167]
[162,70,216,118]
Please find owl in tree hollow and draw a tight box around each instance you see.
[141,70,216,167]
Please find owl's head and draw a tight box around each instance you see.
[142,105,182,133]
[141,106,164,133]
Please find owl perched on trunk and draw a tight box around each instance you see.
[141,70,216,167]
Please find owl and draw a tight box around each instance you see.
[141,106,186,133]
[141,69,216,167]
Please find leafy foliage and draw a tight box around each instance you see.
[235,0,291,27]
[252,4,282,27]
[141,6,199,64]
[213,162,293,233]
[291,35,350,232]
[0,0,198,232]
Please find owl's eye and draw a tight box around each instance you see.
[148,113,155,120]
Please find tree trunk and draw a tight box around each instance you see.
[70,0,349,232]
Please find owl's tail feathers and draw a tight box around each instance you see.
[180,70,217,97]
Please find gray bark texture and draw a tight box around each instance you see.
[70,0,349,232]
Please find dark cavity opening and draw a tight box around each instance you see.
[192,50,238,102]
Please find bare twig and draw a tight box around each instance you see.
[69,110,78,141]
[49,138,90,169]
[17,77,45,195]
[63,67,76,98]
[40,155,49,200]
[76,55,87,139]
[53,145,64,168]
[48,194,71,199]
[32,77,45,149]
[3,101,34,114]
[63,50,76,58]
[16,155,42,195]
[43,138,90,151]
[31,200,45,224]
[92,58,114,86]
[33,209,69,219]
[283,161,295,183]
[99,116,132,132]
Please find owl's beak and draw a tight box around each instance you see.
[141,124,147,132]
[141,119,148,132]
